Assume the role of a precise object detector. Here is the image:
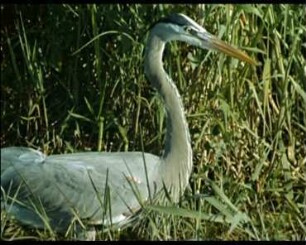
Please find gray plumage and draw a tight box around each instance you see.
[2,147,159,231]
[1,13,255,238]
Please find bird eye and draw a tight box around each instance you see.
[184,26,196,35]
[184,26,192,33]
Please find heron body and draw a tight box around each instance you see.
[1,13,255,238]
[1,147,159,231]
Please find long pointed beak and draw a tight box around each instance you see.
[206,34,257,65]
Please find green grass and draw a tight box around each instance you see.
[1,4,305,240]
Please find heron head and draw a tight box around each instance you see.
[151,13,256,65]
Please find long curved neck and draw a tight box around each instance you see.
[144,34,193,202]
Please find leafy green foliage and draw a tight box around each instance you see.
[1,4,305,240]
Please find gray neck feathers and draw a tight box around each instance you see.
[144,33,193,202]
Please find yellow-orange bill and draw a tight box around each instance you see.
[209,35,257,66]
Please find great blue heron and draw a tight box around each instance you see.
[1,13,255,239]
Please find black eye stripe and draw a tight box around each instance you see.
[148,13,192,32]
[158,13,190,26]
